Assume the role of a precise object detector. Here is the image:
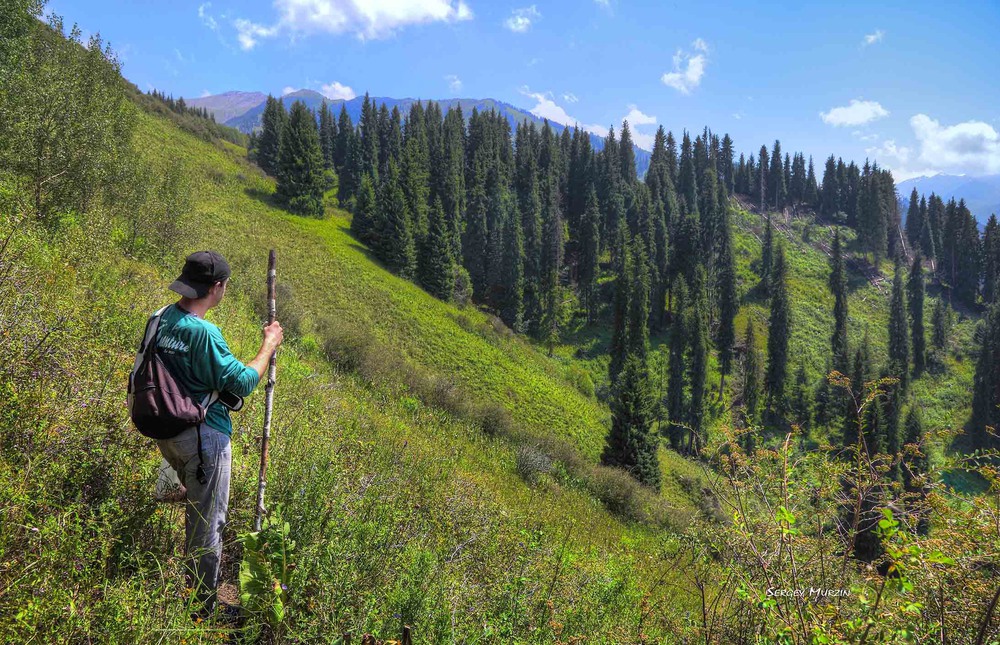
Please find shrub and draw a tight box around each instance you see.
[515,444,552,484]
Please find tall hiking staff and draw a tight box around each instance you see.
[254,250,277,532]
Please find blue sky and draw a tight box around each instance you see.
[54,0,1000,181]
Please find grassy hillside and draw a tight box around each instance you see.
[1,106,719,643]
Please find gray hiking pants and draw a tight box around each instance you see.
[157,424,231,609]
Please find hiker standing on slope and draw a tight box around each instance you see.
[139,251,283,615]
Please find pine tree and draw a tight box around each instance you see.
[716,201,738,394]
[359,93,380,181]
[417,196,454,300]
[276,101,325,217]
[579,186,601,323]
[374,159,416,276]
[790,362,812,431]
[666,279,688,450]
[720,134,735,194]
[351,173,377,244]
[619,120,637,184]
[665,130,678,182]
[769,140,785,209]
[908,254,926,376]
[904,188,923,250]
[830,229,850,373]
[760,212,774,294]
[888,258,910,391]
[687,267,709,454]
[609,226,632,384]
[603,353,661,489]
[971,302,1000,450]
[257,95,287,177]
[902,406,930,534]
[401,103,430,238]
[757,145,769,213]
[742,321,762,427]
[821,155,838,218]
[805,156,819,207]
[932,298,948,350]
[499,200,525,331]
[318,100,336,170]
[334,104,352,175]
[918,195,936,262]
[766,244,790,413]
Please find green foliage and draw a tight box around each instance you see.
[239,508,296,631]
[276,100,325,217]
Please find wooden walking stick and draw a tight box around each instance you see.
[254,249,277,532]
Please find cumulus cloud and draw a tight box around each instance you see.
[866,139,910,165]
[863,29,884,46]
[234,18,278,50]
[445,74,462,93]
[910,114,1000,174]
[820,99,889,126]
[320,80,356,100]
[519,88,657,149]
[198,3,218,30]
[661,39,708,94]
[624,105,656,126]
[234,0,473,49]
[504,5,539,33]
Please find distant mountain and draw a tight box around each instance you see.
[187,90,267,124]
[896,174,1000,225]
[187,89,651,177]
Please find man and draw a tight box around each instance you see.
[153,250,283,615]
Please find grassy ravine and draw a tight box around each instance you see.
[0,110,714,643]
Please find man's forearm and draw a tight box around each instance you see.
[247,343,277,382]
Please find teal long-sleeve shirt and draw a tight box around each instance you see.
[155,303,260,436]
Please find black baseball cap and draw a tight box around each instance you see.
[169,251,231,298]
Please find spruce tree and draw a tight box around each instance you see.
[257,95,287,177]
[619,120,637,185]
[580,186,601,323]
[603,353,661,489]
[760,212,774,294]
[716,202,738,395]
[904,188,923,249]
[666,279,688,450]
[499,201,525,331]
[334,104,352,174]
[276,101,325,217]
[374,159,416,277]
[318,100,336,169]
[769,140,785,209]
[830,229,850,373]
[790,363,812,431]
[418,196,454,300]
[401,104,430,238]
[351,173,377,244]
[908,254,926,376]
[805,156,819,207]
[971,302,1000,450]
[687,267,709,453]
[932,298,948,351]
[359,93,380,181]
[902,406,930,534]
[821,155,838,218]
[983,214,1000,304]
[888,258,910,391]
[743,321,762,427]
[766,244,790,413]
[609,228,632,384]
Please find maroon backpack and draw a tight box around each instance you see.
[128,307,219,440]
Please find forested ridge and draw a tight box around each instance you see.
[4,4,1000,642]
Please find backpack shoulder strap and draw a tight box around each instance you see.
[128,306,170,398]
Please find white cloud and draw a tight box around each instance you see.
[200,89,212,98]
[819,99,889,126]
[504,5,539,33]
[234,18,278,50]
[866,139,910,165]
[233,0,472,48]
[863,29,884,46]
[624,104,656,126]
[661,40,708,94]
[732,112,742,120]
[445,74,462,93]
[518,88,657,149]
[198,3,218,30]
[282,86,296,95]
[594,0,610,6]
[562,92,578,104]
[909,114,1000,175]
[320,80,356,100]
